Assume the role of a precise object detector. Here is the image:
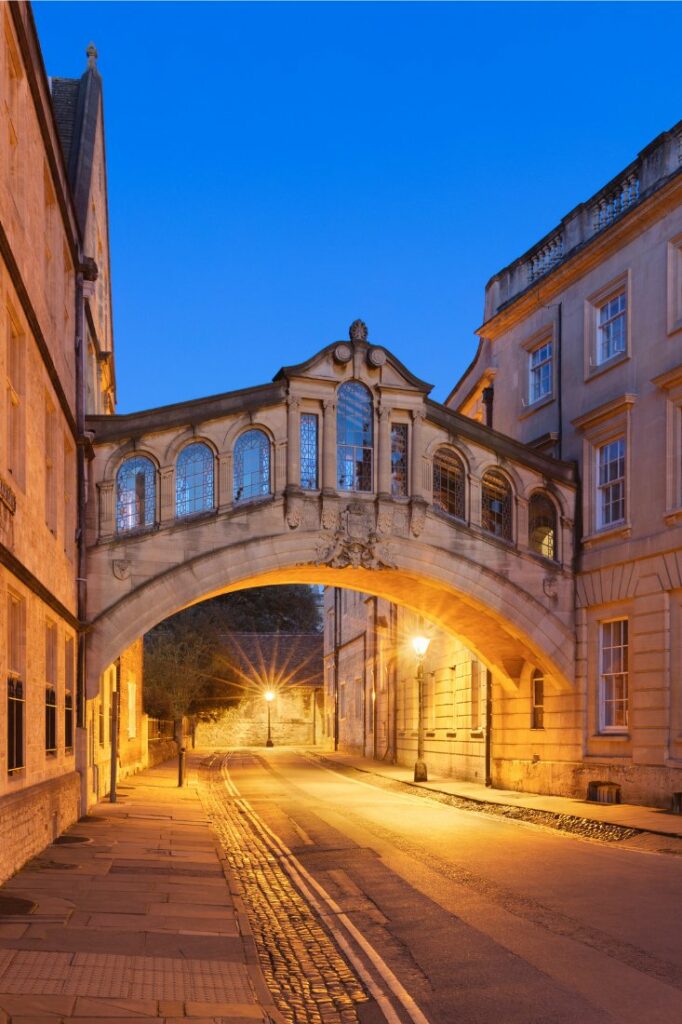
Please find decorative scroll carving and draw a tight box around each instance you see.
[316,501,394,570]
[409,497,428,537]
[285,490,303,529]
[321,498,340,532]
[543,574,558,602]
[112,559,131,581]
[376,502,393,536]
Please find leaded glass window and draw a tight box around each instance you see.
[116,456,156,532]
[337,381,373,492]
[234,429,270,502]
[391,423,408,497]
[433,448,465,520]
[300,414,319,490]
[481,470,512,541]
[176,442,214,518]
[528,492,557,560]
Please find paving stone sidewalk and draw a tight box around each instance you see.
[0,760,285,1024]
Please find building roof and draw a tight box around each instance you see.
[216,633,323,693]
[51,45,102,233]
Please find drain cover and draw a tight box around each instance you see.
[53,835,91,845]
[0,896,36,916]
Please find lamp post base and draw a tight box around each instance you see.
[414,759,427,782]
[266,739,274,748]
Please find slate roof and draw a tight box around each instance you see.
[216,633,323,693]
[51,58,102,233]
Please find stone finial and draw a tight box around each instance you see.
[349,319,368,344]
[86,43,98,68]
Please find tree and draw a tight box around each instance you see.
[142,585,322,737]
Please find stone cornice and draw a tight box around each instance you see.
[571,393,637,432]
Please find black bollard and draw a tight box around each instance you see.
[178,746,186,788]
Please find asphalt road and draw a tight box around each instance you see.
[218,747,682,1024]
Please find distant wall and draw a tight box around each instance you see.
[195,687,323,749]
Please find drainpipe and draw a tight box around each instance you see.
[75,265,87,731]
[109,658,120,802]
[372,597,379,760]
[390,603,398,764]
[482,386,494,428]
[556,302,563,460]
[485,668,493,787]
[333,587,340,751]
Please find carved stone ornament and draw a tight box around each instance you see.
[112,558,131,581]
[543,574,559,601]
[317,501,395,570]
[409,498,428,537]
[334,343,352,364]
[321,500,341,532]
[349,319,368,344]
[286,491,304,529]
[368,347,386,367]
[376,503,393,536]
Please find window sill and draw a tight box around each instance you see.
[519,393,554,420]
[470,729,484,739]
[7,768,25,779]
[585,351,629,383]
[664,507,682,526]
[582,523,631,548]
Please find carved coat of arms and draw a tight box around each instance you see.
[317,502,395,570]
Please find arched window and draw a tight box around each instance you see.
[176,443,214,518]
[233,429,270,502]
[433,447,465,520]
[337,381,373,492]
[481,470,512,541]
[116,456,156,532]
[528,491,557,560]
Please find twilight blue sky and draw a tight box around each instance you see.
[34,1,682,414]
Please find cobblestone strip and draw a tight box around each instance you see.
[198,756,369,1024]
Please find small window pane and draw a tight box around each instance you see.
[529,341,553,404]
[433,448,465,520]
[176,443,214,517]
[597,292,627,364]
[8,677,25,772]
[116,457,156,532]
[234,430,270,502]
[528,492,557,560]
[481,470,512,540]
[45,686,57,755]
[300,414,319,490]
[337,382,373,492]
[390,424,408,497]
[597,438,626,528]
[600,619,629,732]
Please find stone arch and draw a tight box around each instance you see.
[103,441,161,484]
[163,429,218,467]
[85,527,575,698]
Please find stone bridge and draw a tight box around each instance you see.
[84,323,577,696]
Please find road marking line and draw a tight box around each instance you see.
[220,755,433,1024]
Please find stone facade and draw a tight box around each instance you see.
[0,3,143,882]
[446,121,682,807]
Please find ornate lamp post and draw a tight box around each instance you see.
[264,690,275,748]
[412,635,431,782]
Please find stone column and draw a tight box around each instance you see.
[410,409,425,499]
[98,480,115,540]
[160,467,175,525]
[516,496,529,550]
[217,453,232,509]
[322,399,337,493]
[286,396,301,491]
[377,405,391,496]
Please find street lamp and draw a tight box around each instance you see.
[412,635,431,782]
[264,690,275,748]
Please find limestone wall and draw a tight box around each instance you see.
[0,771,80,884]
[195,687,323,750]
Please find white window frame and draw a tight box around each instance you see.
[596,436,626,530]
[667,232,682,336]
[596,292,627,365]
[653,366,682,524]
[584,273,630,380]
[572,394,635,545]
[528,339,553,405]
[520,328,554,415]
[598,618,629,734]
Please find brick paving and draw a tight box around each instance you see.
[198,753,368,1024]
[0,760,285,1023]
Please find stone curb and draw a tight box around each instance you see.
[305,750,682,843]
